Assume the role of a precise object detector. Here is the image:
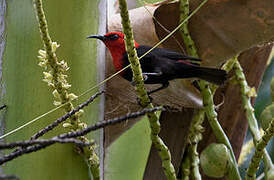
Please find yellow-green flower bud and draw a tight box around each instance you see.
[38,61,47,68]
[53,100,61,106]
[59,60,69,71]
[63,123,72,128]
[38,55,46,61]
[42,78,50,83]
[260,104,274,131]
[247,87,257,97]
[38,49,46,58]
[62,83,71,89]
[52,89,61,100]
[75,109,84,117]
[200,143,230,178]
[43,72,53,81]
[78,122,87,129]
[48,82,55,88]
[51,42,60,52]
[68,93,78,101]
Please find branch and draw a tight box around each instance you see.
[57,107,164,139]
[31,91,104,140]
[0,107,163,165]
[0,138,92,150]
[0,174,19,180]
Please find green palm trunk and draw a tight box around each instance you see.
[0,0,105,179]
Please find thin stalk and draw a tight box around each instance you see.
[179,0,240,178]
[179,0,198,57]
[118,0,176,179]
[188,110,205,180]
[180,153,191,180]
[234,60,274,179]
[32,0,100,179]
[199,81,241,179]
[246,118,274,180]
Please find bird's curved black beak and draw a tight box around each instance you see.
[87,35,106,41]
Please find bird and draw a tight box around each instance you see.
[87,32,227,95]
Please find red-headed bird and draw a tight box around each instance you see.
[88,32,227,94]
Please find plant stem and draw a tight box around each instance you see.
[179,0,198,57]
[179,0,240,179]
[32,0,100,179]
[234,60,274,179]
[199,81,241,180]
[118,0,176,179]
[246,118,274,180]
[188,110,204,180]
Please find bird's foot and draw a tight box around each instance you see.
[131,74,148,86]
[136,95,153,107]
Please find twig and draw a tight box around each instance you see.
[0,138,92,150]
[0,174,19,180]
[57,107,164,139]
[31,91,104,139]
[0,139,92,165]
[0,107,163,165]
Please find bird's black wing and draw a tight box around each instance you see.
[137,45,201,62]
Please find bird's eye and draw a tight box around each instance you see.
[108,34,119,40]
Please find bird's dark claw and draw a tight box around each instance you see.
[136,95,153,107]
[131,80,136,86]
[143,74,148,81]
[131,74,148,86]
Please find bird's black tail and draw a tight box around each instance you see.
[195,67,227,85]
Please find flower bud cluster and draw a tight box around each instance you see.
[37,42,85,129]
[37,42,79,107]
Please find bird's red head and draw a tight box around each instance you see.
[88,32,139,71]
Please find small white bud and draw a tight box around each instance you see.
[68,93,78,100]
[38,55,46,61]
[62,83,71,89]
[38,50,47,58]
[63,123,72,128]
[43,72,53,81]
[52,89,61,100]
[48,82,55,88]
[51,42,60,52]
[53,101,61,106]
[78,122,87,129]
[75,109,84,117]
[38,62,47,68]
